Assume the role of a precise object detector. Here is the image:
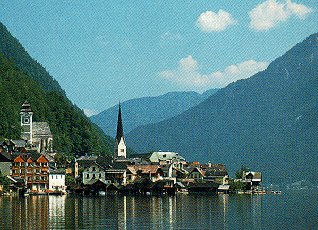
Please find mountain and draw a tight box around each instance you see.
[90,89,218,137]
[126,33,318,184]
[0,22,113,156]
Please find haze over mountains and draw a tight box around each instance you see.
[91,89,218,137]
[126,33,318,183]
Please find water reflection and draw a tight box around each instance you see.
[5,193,310,229]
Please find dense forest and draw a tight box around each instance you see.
[0,23,113,156]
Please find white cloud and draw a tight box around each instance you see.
[83,108,98,117]
[197,10,237,32]
[249,0,313,31]
[160,56,269,91]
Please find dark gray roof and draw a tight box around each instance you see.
[0,152,12,162]
[32,122,52,137]
[21,100,32,112]
[96,155,113,168]
[11,140,27,147]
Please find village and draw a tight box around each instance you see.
[0,101,263,196]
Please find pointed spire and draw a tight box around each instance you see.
[115,102,124,143]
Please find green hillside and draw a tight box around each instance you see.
[0,23,113,156]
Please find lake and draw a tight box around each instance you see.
[0,191,317,229]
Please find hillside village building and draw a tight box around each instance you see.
[11,152,50,192]
[69,102,233,195]
[48,171,66,193]
[20,101,53,153]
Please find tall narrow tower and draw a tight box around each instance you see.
[20,100,33,144]
[114,103,126,159]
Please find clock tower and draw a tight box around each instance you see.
[20,100,33,144]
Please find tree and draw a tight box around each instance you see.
[229,178,247,192]
[235,165,249,179]
[0,171,11,192]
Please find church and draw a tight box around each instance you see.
[114,103,127,159]
[20,100,53,153]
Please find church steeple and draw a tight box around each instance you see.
[114,103,126,159]
[115,103,124,143]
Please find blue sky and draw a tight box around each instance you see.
[0,1,317,116]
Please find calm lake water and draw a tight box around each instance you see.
[0,191,317,229]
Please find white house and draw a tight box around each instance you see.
[82,162,110,185]
[49,172,66,193]
[148,151,186,169]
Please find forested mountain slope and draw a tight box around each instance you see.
[127,33,318,183]
[0,23,113,156]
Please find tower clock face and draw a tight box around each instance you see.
[23,116,30,124]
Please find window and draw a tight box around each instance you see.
[99,173,101,178]
[92,167,96,171]
[92,174,96,179]
[87,174,89,179]
[24,118,29,124]
[120,149,125,152]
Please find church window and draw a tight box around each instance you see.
[87,174,89,179]
[92,174,96,179]
[24,118,29,123]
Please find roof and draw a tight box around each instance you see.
[160,164,172,172]
[50,169,65,174]
[76,155,98,168]
[126,166,137,174]
[189,167,206,176]
[245,171,262,180]
[204,164,228,177]
[128,165,162,174]
[0,152,12,162]
[11,140,27,147]
[85,179,106,185]
[32,122,52,137]
[175,182,185,188]
[96,155,113,168]
[20,100,32,113]
[149,151,186,163]
[12,152,44,162]
[43,153,55,162]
